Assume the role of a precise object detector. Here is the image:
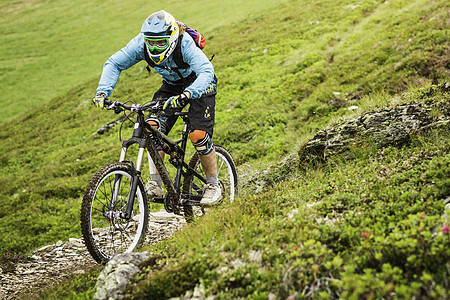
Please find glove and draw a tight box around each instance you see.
[93,93,107,109]
[163,92,190,110]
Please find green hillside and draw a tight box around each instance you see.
[0,0,288,124]
[1,0,449,298]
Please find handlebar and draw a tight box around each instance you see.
[104,99,164,114]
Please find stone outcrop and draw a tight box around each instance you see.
[249,83,449,192]
[95,252,154,300]
[96,117,125,135]
[299,99,449,163]
[0,238,95,299]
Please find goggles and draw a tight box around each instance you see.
[144,36,170,54]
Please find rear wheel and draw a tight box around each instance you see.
[80,162,149,263]
[182,145,238,221]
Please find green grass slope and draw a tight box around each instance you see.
[0,0,289,253]
[1,0,449,296]
[41,86,449,299]
[0,0,447,255]
[0,0,288,124]
[132,125,449,299]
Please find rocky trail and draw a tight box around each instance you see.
[0,210,185,299]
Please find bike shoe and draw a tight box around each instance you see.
[144,180,164,198]
[200,184,223,206]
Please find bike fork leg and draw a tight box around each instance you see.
[123,147,145,219]
[124,175,140,219]
[110,174,122,210]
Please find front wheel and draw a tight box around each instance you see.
[80,162,149,263]
[183,144,238,220]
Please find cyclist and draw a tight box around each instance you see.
[92,10,221,206]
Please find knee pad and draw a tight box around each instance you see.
[146,116,168,133]
[190,130,213,156]
[146,118,164,150]
[145,118,160,131]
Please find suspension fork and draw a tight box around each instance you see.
[109,144,145,220]
[124,147,146,219]
[107,147,129,212]
[113,116,148,219]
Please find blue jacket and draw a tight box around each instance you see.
[96,32,214,99]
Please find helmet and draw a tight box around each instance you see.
[141,10,179,65]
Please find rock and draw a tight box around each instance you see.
[299,98,449,163]
[68,238,85,248]
[248,250,263,264]
[247,84,449,193]
[35,244,54,252]
[96,118,124,135]
[94,252,153,300]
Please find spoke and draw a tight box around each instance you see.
[96,185,110,209]
[83,165,148,262]
[91,217,108,229]
[120,223,134,246]
[108,223,116,255]
[92,206,107,214]
[217,158,225,175]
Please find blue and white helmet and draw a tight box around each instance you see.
[141,10,180,65]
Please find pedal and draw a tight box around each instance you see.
[150,197,164,204]
[180,194,202,206]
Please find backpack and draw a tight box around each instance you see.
[144,22,210,80]
[177,21,206,50]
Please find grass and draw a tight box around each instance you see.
[126,123,449,299]
[0,0,289,124]
[0,0,449,297]
[34,265,102,300]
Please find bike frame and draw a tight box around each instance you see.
[116,109,207,217]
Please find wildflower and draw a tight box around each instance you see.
[311,264,319,273]
[361,232,371,237]
[443,225,449,234]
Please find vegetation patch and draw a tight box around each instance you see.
[34,266,102,300]
[126,122,449,299]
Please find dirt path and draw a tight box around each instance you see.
[0,210,185,299]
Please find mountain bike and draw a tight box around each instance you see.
[80,99,238,263]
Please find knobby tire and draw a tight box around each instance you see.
[80,162,149,263]
[182,144,238,221]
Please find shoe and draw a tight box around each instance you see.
[144,180,164,198]
[200,184,222,206]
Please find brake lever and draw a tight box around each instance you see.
[106,101,123,114]
[150,101,162,110]
[131,103,141,112]
[114,106,123,114]
[146,101,165,115]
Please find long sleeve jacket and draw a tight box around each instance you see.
[96,32,214,99]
